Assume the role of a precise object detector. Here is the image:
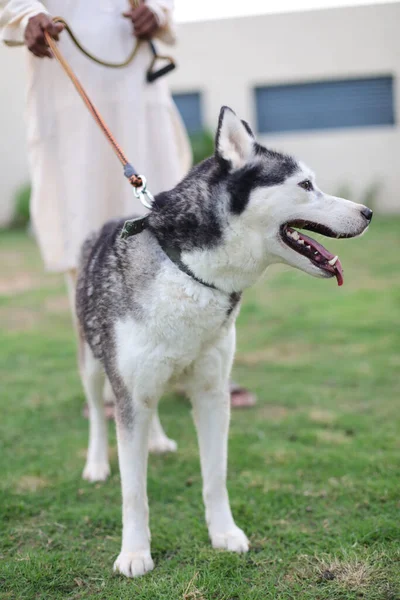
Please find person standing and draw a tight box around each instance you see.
[0,0,191,275]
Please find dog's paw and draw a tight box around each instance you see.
[113,551,154,578]
[210,527,249,553]
[148,436,177,454]
[82,461,110,482]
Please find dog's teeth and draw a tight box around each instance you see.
[306,245,311,250]
[314,251,318,255]
[298,239,304,245]
[292,231,300,241]
[328,255,339,266]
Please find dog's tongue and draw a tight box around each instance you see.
[332,259,344,286]
[300,232,344,287]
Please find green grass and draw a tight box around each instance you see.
[1,219,400,599]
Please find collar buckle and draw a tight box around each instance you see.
[133,175,154,209]
[121,216,148,239]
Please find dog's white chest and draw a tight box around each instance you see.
[114,273,234,386]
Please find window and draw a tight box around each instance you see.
[255,76,395,134]
[173,92,203,134]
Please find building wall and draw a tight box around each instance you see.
[168,2,400,212]
[0,2,399,226]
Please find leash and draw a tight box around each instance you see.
[43,1,176,232]
[48,3,175,78]
[49,17,141,69]
[44,19,155,218]
[49,18,175,81]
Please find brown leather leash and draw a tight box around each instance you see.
[42,0,174,216]
[44,21,147,193]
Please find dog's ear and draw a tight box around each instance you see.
[241,119,255,139]
[215,106,255,170]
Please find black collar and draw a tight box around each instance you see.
[121,215,148,238]
[159,243,218,291]
[158,240,242,316]
[120,215,241,302]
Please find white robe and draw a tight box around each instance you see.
[0,0,192,271]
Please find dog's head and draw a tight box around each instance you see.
[151,106,372,292]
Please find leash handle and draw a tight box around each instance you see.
[130,0,176,82]
[146,40,176,83]
[44,22,143,190]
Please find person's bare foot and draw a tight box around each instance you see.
[83,401,115,420]
[229,383,257,408]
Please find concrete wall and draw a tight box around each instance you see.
[0,45,29,225]
[0,2,399,225]
[168,2,400,212]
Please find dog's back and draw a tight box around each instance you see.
[76,216,166,364]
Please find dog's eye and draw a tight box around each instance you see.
[299,180,313,192]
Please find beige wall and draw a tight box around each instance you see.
[168,2,400,212]
[0,2,399,226]
[0,45,29,225]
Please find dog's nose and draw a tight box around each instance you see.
[361,207,373,222]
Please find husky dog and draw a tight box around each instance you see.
[76,106,372,577]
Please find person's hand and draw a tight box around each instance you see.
[24,13,64,58]
[123,4,159,40]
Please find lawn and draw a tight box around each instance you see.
[1,219,400,599]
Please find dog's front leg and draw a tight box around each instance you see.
[192,389,249,552]
[190,336,249,553]
[113,398,154,578]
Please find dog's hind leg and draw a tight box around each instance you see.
[81,343,110,482]
[102,379,177,454]
[188,329,249,553]
[148,410,177,454]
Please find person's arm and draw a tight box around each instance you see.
[146,0,175,45]
[0,0,47,46]
[123,0,176,46]
[0,1,63,56]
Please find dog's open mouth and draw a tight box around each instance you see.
[280,221,346,286]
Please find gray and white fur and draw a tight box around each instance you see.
[76,106,372,577]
